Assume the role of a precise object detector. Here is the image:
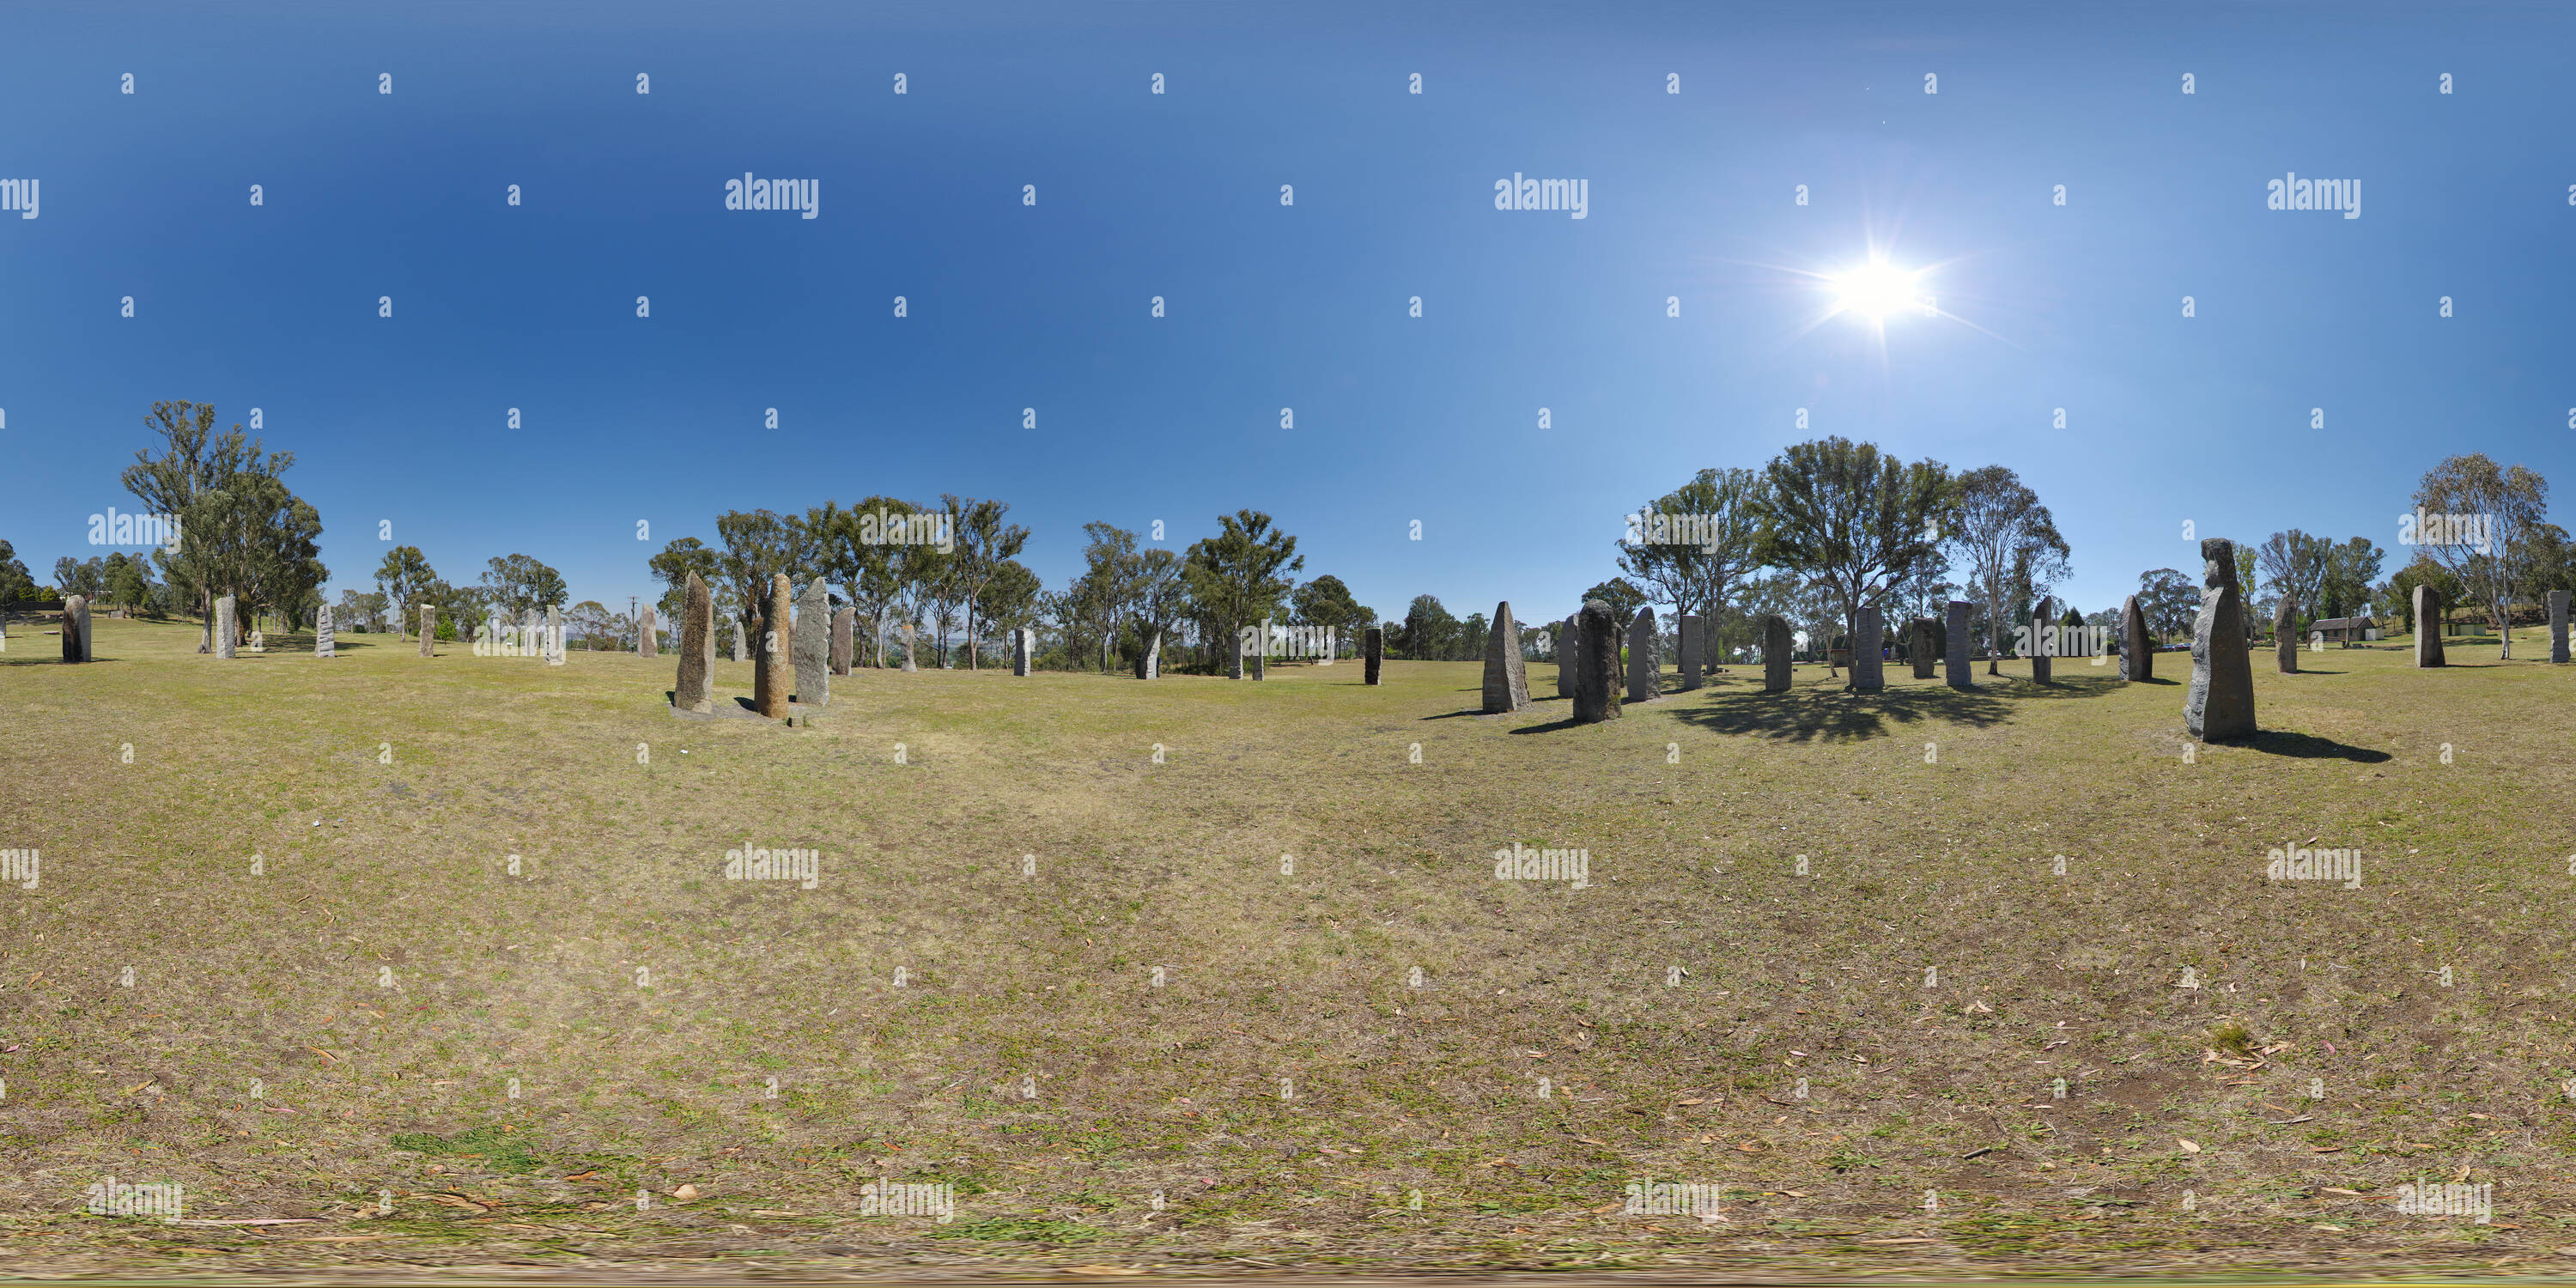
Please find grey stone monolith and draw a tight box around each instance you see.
[732,616,746,664]
[1482,601,1532,714]
[675,572,714,713]
[639,606,659,659]
[2415,585,2445,667]
[546,605,563,665]
[1625,607,1659,703]
[62,596,90,662]
[1135,631,1161,680]
[1678,614,1704,690]
[1911,618,1938,678]
[1229,627,1246,679]
[1012,627,1033,676]
[1572,599,1621,722]
[754,574,793,717]
[2120,595,2151,681]
[1854,606,1884,692]
[215,594,237,659]
[2552,589,2570,664]
[793,577,830,708]
[1944,601,1973,689]
[899,622,918,672]
[1251,617,1269,680]
[829,607,853,676]
[2187,538,2257,741]
[2029,597,2052,685]
[1364,626,1383,685]
[315,605,336,658]
[419,605,436,657]
[1763,615,1791,692]
[2275,595,2299,674]
[1557,616,1581,698]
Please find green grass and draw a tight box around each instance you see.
[5,613,2576,1275]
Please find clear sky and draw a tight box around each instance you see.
[4,0,2568,624]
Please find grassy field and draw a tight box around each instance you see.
[7,613,2576,1278]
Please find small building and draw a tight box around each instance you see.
[2312,615,2374,645]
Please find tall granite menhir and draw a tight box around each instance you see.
[2120,595,2152,681]
[2028,597,2051,684]
[1853,606,1884,692]
[1944,600,1973,689]
[1364,626,1384,685]
[215,594,237,659]
[1762,614,1791,693]
[2185,538,2257,742]
[2415,585,2446,667]
[793,578,831,708]
[2275,596,2300,674]
[315,604,337,658]
[61,595,90,663]
[1571,600,1622,723]
[674,572,714,714]
[1678,614,1704,690]
[830,607,854,676]
[754,574,793,718]
[2552,589,2571,664]
[1481,601,1531,714]
[1625,607,1659,703]
[1557,616,1582,699]
[639,607,659,659]
[419,605,436,658]
[1911,618,1939,679]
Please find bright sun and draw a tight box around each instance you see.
[1831,260,1923,319]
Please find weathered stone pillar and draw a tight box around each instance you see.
[675,572,714,713]
[2187,538,2257,741]
[1364,626,1383,685]
[315,605,336,658]
[1625,607,1659,702]
[419,605,436,657]
[2415,585,2445,667]
[1482,601,1531,713]
[639,606,659,659]
[2120,595,2152,681]
[1910,619,1938,678]
[1854,606,1884,692]
[2030,597,2053,684]
[62,596,91,662]
[1944,601,1973,690]
[2275,596,2299,674]
[1678,614,1704,690]
[2551,589,2570,664]
[1572,600,1621,722]
[215,594,237,659]
[793,578,830,708]
[754,574,793,717]
[1763,615,1791,693]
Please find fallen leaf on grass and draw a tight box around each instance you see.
[306,1047,337,1064]
[556,1170,601,1182]
[2319,1188,2365,1195]
[1675,1097,1709,1106]
[2178,1139,2202,1153]
[671,1183,701,1201]
[423,1193,492,1212]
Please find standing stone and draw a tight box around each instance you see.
[1763,615,1792,692]
[793,577,830,708]
[675,571,714,713]
[2414,585,2445,667]
[1135,631,1161,680]
[1251,617,1269,680]
[215,594,238,659]
[1678,614,1704,690]
[1229,628,1246,680]
[315,604,336,658]
[639,607,659,659]
[1364,626,1384,685]
[1481,601,1532,714]
[754,574,793,716]
[899,622,918,672]
[1944,601,1973,689]
[546,605,563,665]
[830,607,854,676]
[2551,589,2570,664]
[1572,600,1622,722]
[732,616,747,664]
[2186,538,2257,741]
[1558,616,1582,698]
[2120,595,2152,681]
[1012,627,1033,677]
[1906,619,1935,678]
[2029,597,2052,685]
[2275,596,2299,674]
[61,596,89,662]
[419,605,436,657]
[1625,607,1659,703]
[1854,606,1885,692]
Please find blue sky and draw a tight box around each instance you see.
[4,0,2569,623]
